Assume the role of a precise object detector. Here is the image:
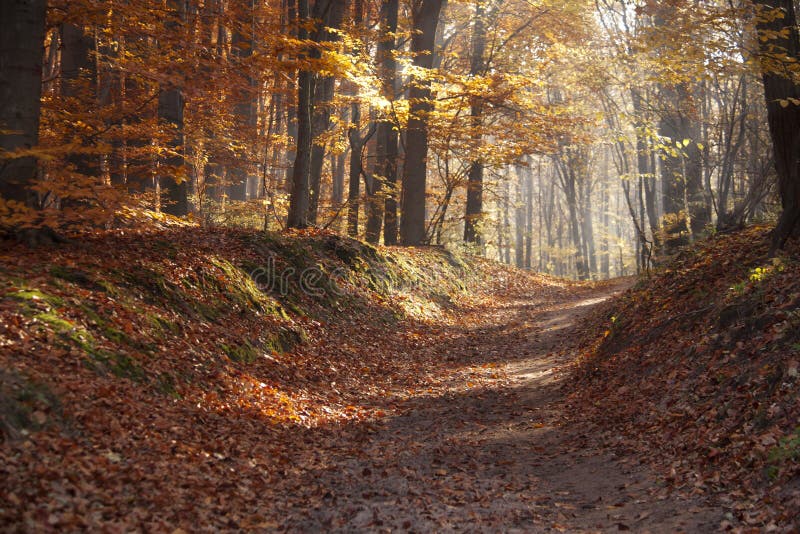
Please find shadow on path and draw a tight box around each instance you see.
[273,280,723,532]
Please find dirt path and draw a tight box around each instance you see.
[274,281,723,532]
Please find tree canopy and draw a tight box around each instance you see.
[0,0,798,276]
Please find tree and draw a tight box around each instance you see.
[463,0,489,244]
[0,0,47,225]
[60,22,96,180]
[657,83,708,248]
[308,0,345,225]
[754,0,800,251]
[378,0,400,245]
[287,0,315,229]
[158,0,189,216]
[227,0,258,203]
[345,0,372,237]
[399,0,445,245]
[553,146,590,280]
[367,0,401,245]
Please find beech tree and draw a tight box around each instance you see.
[308,0,345,225]
[754,0,800,252]
[400,0,445,245]
[158,0,189,216]
[377,0,400,245]
[0,0,789,277]
[463,0,490,245]
[0,0,47,223]
[287,0,315,229]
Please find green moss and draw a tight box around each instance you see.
[220,326,306,363]
[33,311,76,333]
[221,340,261,364]
[146,313,180,335]
[97,279,121,296]
[238,259,264,278]
[9,288,64,308]
[102,325,132,345]
[330,242,358,264]
[24,302,145,382]
[78,303,103,324]
[766,427,800,480]
[84,349,146,382]
[123,267,222,321]
[77,303,134,346]
[246,235,307,275]
[279,299,306,317]
[205,257,294,319]
[765,464,780,481]
[441,250,469,271]
[209,257,269,311]
[195,301,224,321]
[264,327,306,354]
[29,309,96,353]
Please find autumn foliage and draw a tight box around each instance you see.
[2,0,800,529]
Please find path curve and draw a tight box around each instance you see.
[277,279,723,532]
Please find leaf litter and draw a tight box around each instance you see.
[0,225,795,531]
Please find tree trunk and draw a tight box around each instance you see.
[331,149,346,205]
[581,178,597,277]
[399,0,444,245]
[308,0,343,224]
[555,154,589,280]
[364,123,384,243]
[287,0,314,228]
[60,23,97,199]
[514,167,525,268]
[308,73,335,222]
[525,162,534,269]
[566,186,587,279]
[158,0,188,216]
[347,117,362,236]
[503,203,511,264]
[542,165,555,273]
[754,0,800,251]
[227,3,258,203]
[158,87,188,216]
[56,22,101,213]
[0,0,47,215]
[658,83,707,249]
[463,1,488,244]
[283,0,298,193]
[555,202,565,276]
[630,88,660,249]
[346,0,367,237]
[600,153,610,278]
[377,0,400,245]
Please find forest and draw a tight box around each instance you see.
[1,0,800,531]
[0,0,796,273]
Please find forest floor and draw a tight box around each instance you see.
[3,226,798,531]
[270,277,724,532]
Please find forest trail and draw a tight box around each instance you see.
[271,279,724,532]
